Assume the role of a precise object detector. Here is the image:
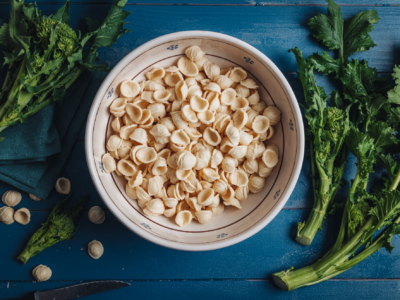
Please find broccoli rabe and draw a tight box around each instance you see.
[17,195,88,264]
[290,47,349,246]
[273,0,400,291]
[326,107,346,143]
[0,0,131,141]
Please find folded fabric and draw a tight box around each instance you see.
[0,104,61,164]
[0,71,107,199]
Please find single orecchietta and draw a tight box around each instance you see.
[2,190,22,207]
[102,45,281,227]
[0,206,14,225]
[88,240,104,259]
[14,208,31,225]
[29,193,42,201]
[55,177,71,194]
[88,206,106,224]
[32,265,52,282]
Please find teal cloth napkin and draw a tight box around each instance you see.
[0,104,61,165]
[0,70,106,199]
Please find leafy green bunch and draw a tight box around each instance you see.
[292,0,396,246]
[0,0,131,141]
[290,47,349,246]
[17,194,89,264]
[273,0,400,291]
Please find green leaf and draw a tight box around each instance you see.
[388,65,400,104]
[341,60,368,99]
[53,0,70,25]
[369,190,400,227]
[345,126,376,179]
[82,50,110,72]
[0,21,10,47]
[22,3,35,20]
[369,121,397,153]
[67,51,82,69]
[367,95,387,119]
[342,10,379,60]
[330,90,343,109]
[116,0,129,7]
[382,224,400,253]
[308,0,379,62]
[2,48,25,65]
[9,0,30,52]
[358,61,387,95]
[85,17,101,33]
[308,51,340,77]
[341,59,388,121]
[346,126,370,157]
[288,47,327,112]
[308,0,343,51]
[387,107,400,125]
[392,65,400,86]
[91,0,131,49]
[376,153,397,181]
[388,86,400,105]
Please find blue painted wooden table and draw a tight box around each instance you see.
[1,0,400,299]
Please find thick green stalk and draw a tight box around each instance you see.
[309,140,318,202]
[273,217,375,290]
[1,59,15,91]
[330,167,362,253]
[329,147,347,213]
[17,245,35,264]
[273,168,400,291]
[0,56,27,119]
[296,158,335,246]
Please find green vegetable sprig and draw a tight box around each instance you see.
[273,157,400,291]
[292,0,393,246]
[0,0,131,141]
[17,194,89,264]
[290,47,350,246]
[273,0,400,291]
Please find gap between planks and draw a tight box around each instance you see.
[0,2,399,6]
[3,278,400,284]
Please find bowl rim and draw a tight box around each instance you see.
[85,30,305,251]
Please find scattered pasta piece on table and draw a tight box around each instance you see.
[32,265,52,282]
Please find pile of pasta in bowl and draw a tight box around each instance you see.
[101,46,281,227]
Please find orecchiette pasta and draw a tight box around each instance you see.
[55,177,71,195]
[88,206,106,224]
[2,190,22,207]
[29,194,42,201]
[0,206,14,225]
[14,208,31,225]
[103,46,281,227]
[88,240,104,259]
[32,265,52,282]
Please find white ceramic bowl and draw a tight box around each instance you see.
[85,31,304,251]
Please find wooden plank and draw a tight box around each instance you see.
[258,0,400,4]
[22,0,400,6]
[28,0,254,5]
[1,209,400,281]
[1,5,399,73]
[1,279,400,300]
